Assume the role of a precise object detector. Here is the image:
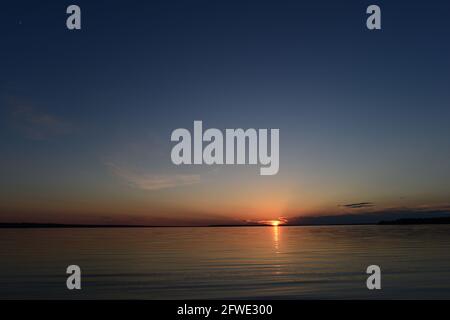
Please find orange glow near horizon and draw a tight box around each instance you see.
[269,220,282,226]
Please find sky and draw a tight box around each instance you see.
[1,0,450,225]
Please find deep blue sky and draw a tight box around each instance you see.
[1,0,450,225]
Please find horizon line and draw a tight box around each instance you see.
[2,217,450,228]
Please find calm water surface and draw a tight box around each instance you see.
[1,225,450,299]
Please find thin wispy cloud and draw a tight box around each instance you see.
[10,100,73,140]
[107,163,200,191]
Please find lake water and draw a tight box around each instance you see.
[1,225,450,299]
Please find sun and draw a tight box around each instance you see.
[260,218,287,226]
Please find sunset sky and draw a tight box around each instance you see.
[1,1,450,225]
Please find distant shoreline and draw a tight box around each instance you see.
[1,217,450,228]
[0,223,156,229]
[378,217,450,225]
[0,222,378,228]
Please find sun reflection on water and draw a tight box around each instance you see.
[273,224,280,253]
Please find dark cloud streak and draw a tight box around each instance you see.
[340,202,375,209]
